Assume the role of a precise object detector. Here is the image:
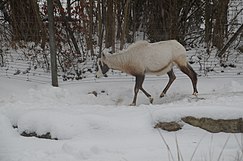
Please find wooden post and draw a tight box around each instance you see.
[47,0,58,87]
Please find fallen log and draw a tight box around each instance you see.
[182,116,243,133]
[155,117,243,133]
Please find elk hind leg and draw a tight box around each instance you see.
[160,69,176,98]
[179,63,198,95]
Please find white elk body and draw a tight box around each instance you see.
[97,40,198,106]
[99,40,186,76]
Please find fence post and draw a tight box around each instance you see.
[47,0,58,87]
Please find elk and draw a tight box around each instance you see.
[96,40,198,106]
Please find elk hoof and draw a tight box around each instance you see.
[129,103,136,106]
[192,92,198,96]
[160,92,165,98]
[149,97,154,104]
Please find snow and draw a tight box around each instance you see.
[0,74,243,161]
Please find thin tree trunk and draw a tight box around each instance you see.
[56,0,81,56]
[111,0,116,53]
[217,24,243,58]
[120,0,130,50]
[66,0,71,20]
[87,0,94,56]
[116,1,122,40]
[205,0,213,54]
[47,0,58,87]
[169,0,178,40]
[213,0,229,49]
[97,0,103,56]
[105,0,112,48]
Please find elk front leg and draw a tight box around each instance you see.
[130,75,153,106]
[130,76,141,106]
[160,69,176,98]
[140,88,153,104]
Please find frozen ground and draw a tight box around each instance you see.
[0,74,243,161]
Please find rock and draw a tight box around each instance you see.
[182,116,243,133]
[21,131,58,140]
[154,117,243,133]
[154,121,182,131]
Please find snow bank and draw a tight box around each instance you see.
[0,76,243,161]
[17,110,114,140]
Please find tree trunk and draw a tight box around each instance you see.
[116,1,122,40]
[147,0,169,42]
[205,0,213,53]
[120,0,130,50]
[105,0,113,48]
[217,24,243,57]
[87,0,94,56]
[212,0,229,49]
[47,0,58,87]
[66,0,71,20]
[169,0,179,40]
[97,0,104,57]
[111,0,116,53]
[56,0,81,56]
[9,0,46,44]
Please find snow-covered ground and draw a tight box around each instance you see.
[0,73,243,161]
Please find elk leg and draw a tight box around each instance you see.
[139,76,153,104]
[160,69,176,98]
[140,88,153,104]
[179,64,198,95]
[130,75,153,106]
[130,76,142,106]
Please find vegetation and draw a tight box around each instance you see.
[0,0,242,80]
